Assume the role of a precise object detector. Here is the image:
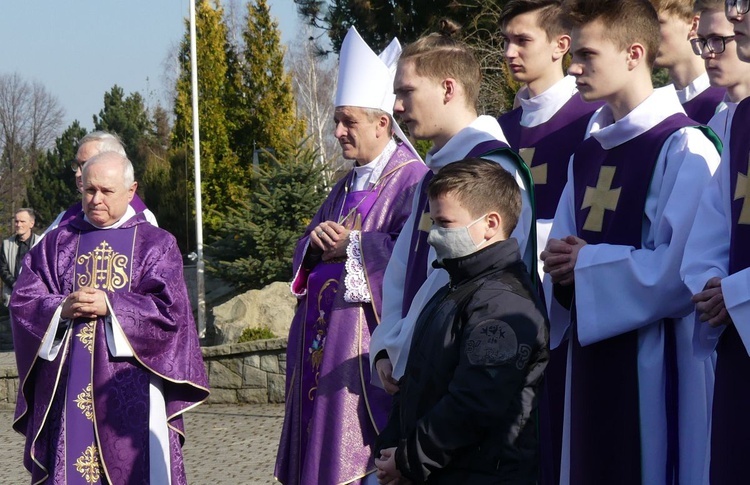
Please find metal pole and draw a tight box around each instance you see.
[189,0,206,338]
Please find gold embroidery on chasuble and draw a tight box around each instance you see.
[76,320,95,354]
[734,155,750,225]
[74,444,103,483]
[76,241,130,291]
[308,278,339,400]
[519,147,548,185]
[581,165,622,232]
[74,383,94,421]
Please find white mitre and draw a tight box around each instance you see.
[335,26,420,159]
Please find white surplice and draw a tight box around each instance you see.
[546,86,721,485]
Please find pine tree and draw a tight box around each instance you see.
[25,122,86,228]
[206,139,327,290]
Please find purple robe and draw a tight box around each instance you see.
[11,213,209,485]
[711,96,750,484]
[499,94,600,485]
[275,143,427,485]
[499,94,600,219]
[567,113,696,485]
[683,86,725,125]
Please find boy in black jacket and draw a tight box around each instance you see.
[374,158,549,484]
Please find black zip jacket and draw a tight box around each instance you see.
[376,238,550,484]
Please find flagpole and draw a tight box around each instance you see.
[189,0,206,338]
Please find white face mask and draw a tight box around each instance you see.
[427,214,488,262]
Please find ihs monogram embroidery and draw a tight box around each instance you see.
[76,241,129,291]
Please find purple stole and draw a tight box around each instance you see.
[499,94,599,219]
[682,86,724,125]
[569,113,695,485]
[59,193,149,228]
[296,178,379,473]
[711,96,750,484]
[401,140,532,317]
[65,224,137,484]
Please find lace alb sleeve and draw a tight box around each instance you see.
[344,230,371,303]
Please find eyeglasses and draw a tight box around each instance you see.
[690,35,736,55]
[70,159,84,172]
[726,0,750,16]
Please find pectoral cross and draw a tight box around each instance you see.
[734,155,750,225]
[581,165,621,232]
[520,147,547,185]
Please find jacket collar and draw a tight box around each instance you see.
[436,238,522,286]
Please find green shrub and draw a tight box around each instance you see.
[237,325,276,343]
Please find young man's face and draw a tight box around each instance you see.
[501,10,561,85]
[393,59,447,142]
[654,12,695,69]
[728,3,750,62]
[698,9,749,93]
[568,19,631,104]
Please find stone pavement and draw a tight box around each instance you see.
[0,402,286,484]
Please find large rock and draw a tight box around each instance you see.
[212,281,296,345]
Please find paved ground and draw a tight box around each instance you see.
[0,399,285,484]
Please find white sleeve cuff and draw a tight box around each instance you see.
[104,294,134,357]
[344,230,371,303]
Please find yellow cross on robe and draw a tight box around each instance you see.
[734,155,750,225]
[520,147,547,185]
[581,166,621,232]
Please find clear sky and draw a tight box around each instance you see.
[0,0,301,133]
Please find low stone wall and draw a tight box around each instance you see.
[0,365,18,405]
[0,338,289,406]
[201,337,288,405]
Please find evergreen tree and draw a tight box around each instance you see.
[206,139,327,290]
[92,85,152,178]
[228,0,305,166]
[25,122,86,228]
[169,0,245,240]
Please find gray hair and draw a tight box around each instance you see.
[15,208,35,222]
[78,131,126,157]
[83,152,135,188]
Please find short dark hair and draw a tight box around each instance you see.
[500,0,569,40]
[564,0,660,67]
[428,158,521,236]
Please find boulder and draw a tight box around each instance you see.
[212,281,296,344]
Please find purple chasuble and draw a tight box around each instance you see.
[710,96,750,484]
[682,86,724,125]
[401,140,534,317]
[568,113,696,485]
[10,213,209,485]
[276,143,427,485]
[58,193,149,229]
[499,94,600,219]
[65,226,136,485]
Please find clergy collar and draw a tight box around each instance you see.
[84,205,136,230]
[675,73,711,105]
[518,75,577,128]
[351,139,396,190]
[589,85,684,150]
